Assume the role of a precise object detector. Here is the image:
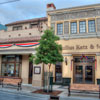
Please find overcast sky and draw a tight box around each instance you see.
[0,0,100,24]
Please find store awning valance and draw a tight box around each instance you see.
[0,42,39,48]
[0,44,13,48]
[15,42,39,47]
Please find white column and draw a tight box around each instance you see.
[21,55,29,84]
[0,55,2,75]
[96,53,100,84]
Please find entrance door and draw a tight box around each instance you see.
[74,65,83,83]
[74,64,94,84]
[85,65,93,84]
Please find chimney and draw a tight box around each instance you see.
[47,3,56,11]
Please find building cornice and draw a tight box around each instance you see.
[47,3,100,15]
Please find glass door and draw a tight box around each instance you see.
[74,65,83,83]
[74,64,94,84]
[85,65,93,84]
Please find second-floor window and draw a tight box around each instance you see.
[79,21,86,33]
[13,26,22,31]
[57,23,63,35]
[88,20,95,33]
[71,22,77,34]
[30,23,37,28]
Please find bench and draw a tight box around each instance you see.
[1,77,22,91]
[68,84,100,98]
[0,78,3,85]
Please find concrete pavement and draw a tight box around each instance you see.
[0,84,100,100]
[0,91,49,100]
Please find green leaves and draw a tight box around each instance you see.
[29,54,35,64]
[35,29,63,65]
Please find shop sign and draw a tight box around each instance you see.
[63,44,100,50]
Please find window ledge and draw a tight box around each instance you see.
[57,32,100,40]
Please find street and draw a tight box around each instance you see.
[0,91,49,100]
[0,90,100,100]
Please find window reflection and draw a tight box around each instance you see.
[1,55,22,77]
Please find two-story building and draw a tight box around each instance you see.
[1,3,100,87]
[0,17,47,87]
[47,3,100,85]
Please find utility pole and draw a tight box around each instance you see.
[0,0,20,5]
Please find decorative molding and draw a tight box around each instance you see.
[0,48,36,54]
[58,32,100,40]
[96,53,100,56]
[63,54,72,56]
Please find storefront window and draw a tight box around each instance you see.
[1,55,22,77]
[7,56,15,62]
[2,56,7,62]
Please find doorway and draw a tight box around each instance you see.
[73,56,95,84]
[28,62,33,84]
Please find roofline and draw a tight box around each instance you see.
[6,17,47,26]
[47,3,100,14]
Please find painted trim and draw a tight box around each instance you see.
[47,4,100,14]
[62,54,72,56]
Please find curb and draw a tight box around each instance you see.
[59,96,100,100]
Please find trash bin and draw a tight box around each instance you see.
[97,79,100,85]
[62,78,71,86]
[49,77,53,92]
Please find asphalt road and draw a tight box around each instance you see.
[0,91,49,100]
[0,90,99,100]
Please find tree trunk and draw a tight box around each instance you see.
[42,63,44,90]
[47,64,51,92]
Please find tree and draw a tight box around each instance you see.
[29,54,35,64]
[35,29,63,91]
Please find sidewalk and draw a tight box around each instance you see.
[0,85,50,99]
[0,84,99,100]
[52,85,100,100]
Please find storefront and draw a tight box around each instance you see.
[57,38,100,85]
[0,41,43,87]
[47,3,100,85]
[73,56,95,84]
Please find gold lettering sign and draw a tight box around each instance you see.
[76,70,82,73]
[86,70,91,73]
[63,44,100,50]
